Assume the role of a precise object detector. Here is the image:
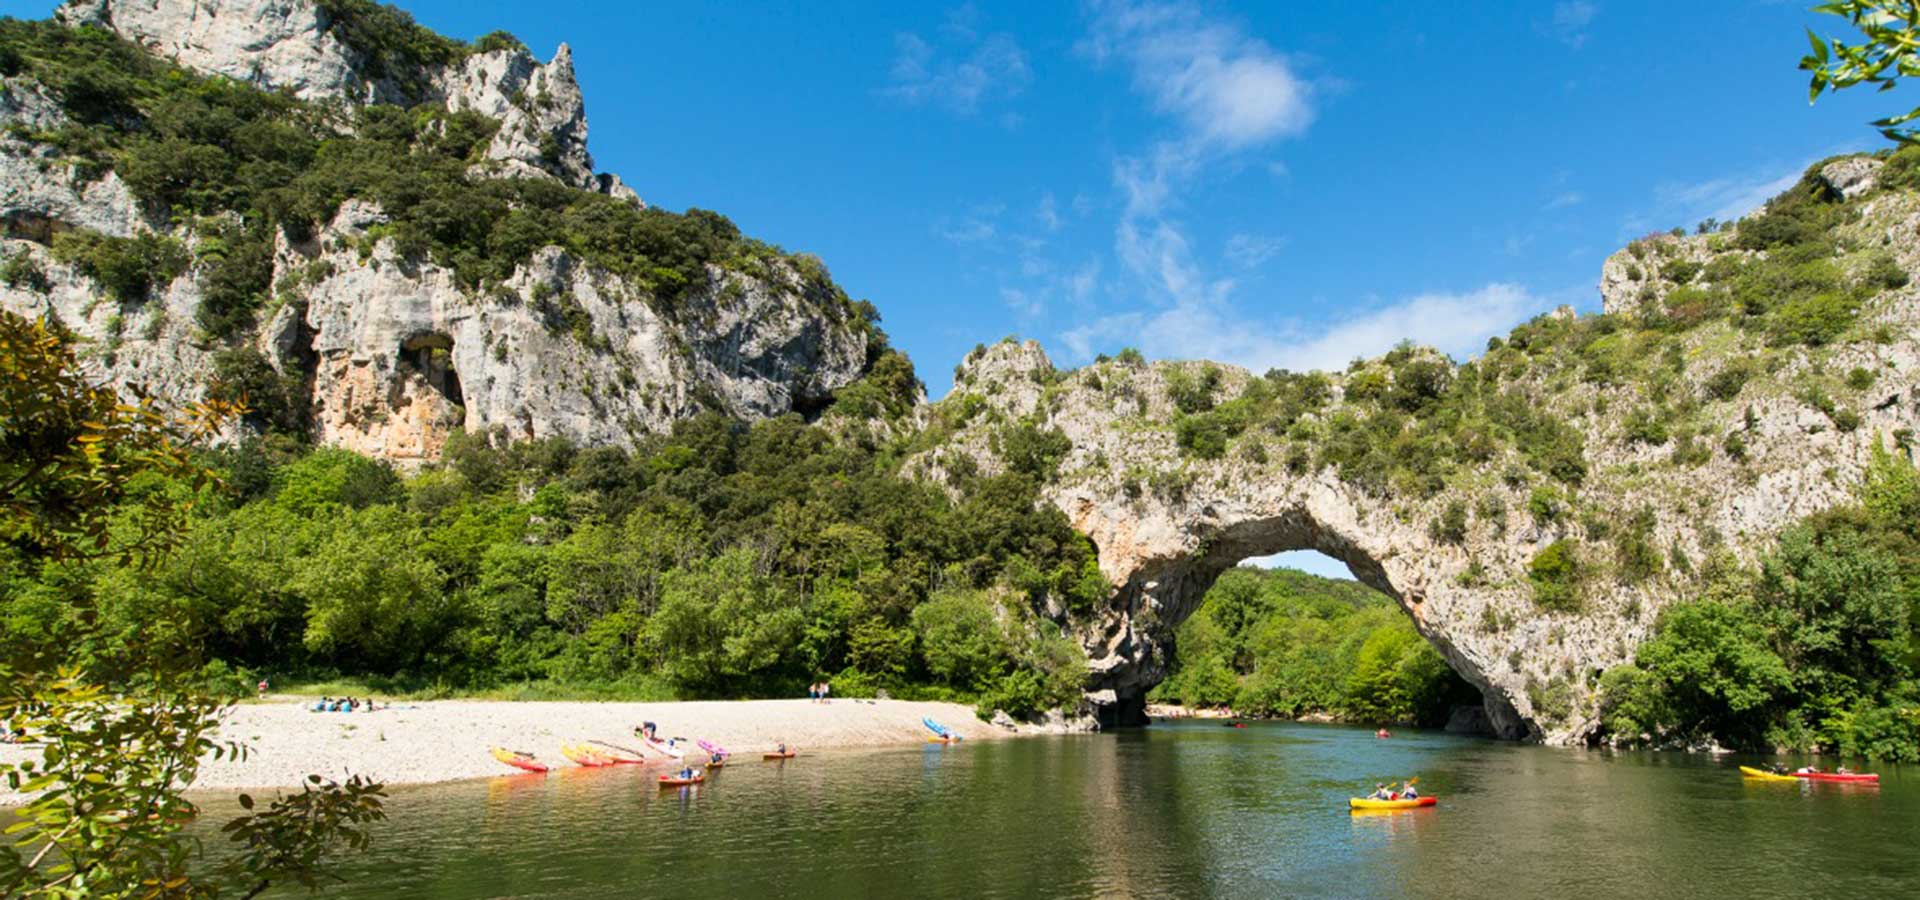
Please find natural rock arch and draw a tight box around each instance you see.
[919,302,1920,744]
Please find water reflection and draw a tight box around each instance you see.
[168,722,1920,899]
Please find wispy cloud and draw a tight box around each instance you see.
[1546,2,1598,48]
[1543,191,1584,211]
[1059,283,1553,374]
[884,7,1030,115]
[1223,233,1287,269]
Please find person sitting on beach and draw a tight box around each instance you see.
[312,697,328,712]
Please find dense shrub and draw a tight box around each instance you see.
[1527,540,1580,612]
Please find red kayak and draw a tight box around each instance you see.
[1793,771,1879,783]
[658,773,705,787]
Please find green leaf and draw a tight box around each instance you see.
[1809,28,1831,63]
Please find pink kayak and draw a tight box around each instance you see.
[697,739,729,758]
[1793,771,1878,783]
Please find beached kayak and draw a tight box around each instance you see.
[926,735,956,744]
[585,742,648,765]
[490,748,549,773]
[764,751,798,759]
[697,739,729,758]
[1348,796,1437,811]
[1793,771,1879,783]
[658,773,705,787]
[1739,766,1798,782]
[642,736,686,759]
[561,744,615,767]
[923,716,958,739]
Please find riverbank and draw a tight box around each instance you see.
[0,697,1018,803]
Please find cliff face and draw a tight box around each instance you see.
[1,0,865,460]
[913,157,1920,742]
[54,0,633,198]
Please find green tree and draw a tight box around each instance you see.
[1802,0,1920,142]
[0,311,384,897]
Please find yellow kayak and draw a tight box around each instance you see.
[1739,766,1797,782]
[1348,796,1436,811]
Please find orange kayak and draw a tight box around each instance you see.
[764,751,797,759]
[658,773,705,787]
[490,747,549,773]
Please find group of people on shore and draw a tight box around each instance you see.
[310,696,380,713]
[807,681,831,703]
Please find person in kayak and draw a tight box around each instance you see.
[1369,783,1393,800]
[1400,782,1419,800]
[1836,765,1854,775]
[1794,765,1817,774]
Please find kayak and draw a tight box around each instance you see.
[1348,796,1437,811]
[490,747,549,773]
[1738,766,1797,782]
[926,735,957,744]
[642,736,686,759]
[658,773,705,787]
[764,751,798,759]
[1793,771,1879,783]
[697,739,730,758]
[560,744,614,767]
[922,716,961,740]
[1222,722,1246,729]
[585,742,649,765]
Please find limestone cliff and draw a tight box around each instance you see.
[0,0,869,460]
[912,156,1920,743]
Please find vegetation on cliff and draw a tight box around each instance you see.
[1,339,1101,717]
[1149,567,1478,726]
[1600,443,1920,760]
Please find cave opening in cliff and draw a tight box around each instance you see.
[398,332,465,414]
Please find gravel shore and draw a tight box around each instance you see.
[0,697,1011,803]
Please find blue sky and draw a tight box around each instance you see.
[5,0,1903,575]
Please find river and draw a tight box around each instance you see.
[227,721,1913,898]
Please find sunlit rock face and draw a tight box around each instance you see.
[2,1,870,459]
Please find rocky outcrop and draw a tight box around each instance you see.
[55,0,633,200]
[1,4,868,459]
[1821,156,1883,201]
[915,173,1920,744]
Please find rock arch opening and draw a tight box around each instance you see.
[1081,510,1524,739]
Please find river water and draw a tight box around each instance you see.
[235,721,1914,898]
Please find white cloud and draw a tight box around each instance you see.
[1058,283,1551,374]
[884,13,1030,115]
[1548,2,1598,48]
[1223,233,1287,269]
[1082,0,1315,151]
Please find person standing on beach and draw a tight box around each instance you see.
[821,680,830,704]
[807,682,819,703]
